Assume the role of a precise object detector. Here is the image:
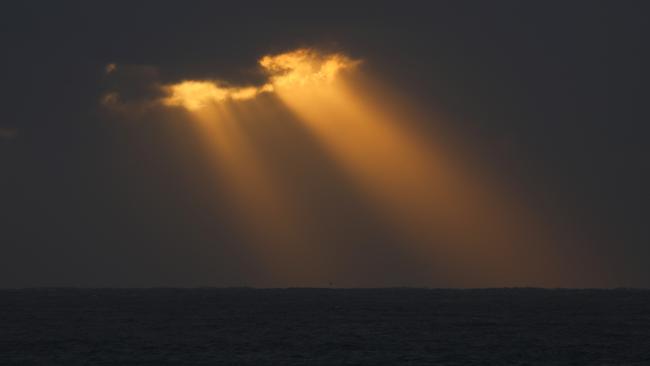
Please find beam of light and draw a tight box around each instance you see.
[259,49,570,286]
[106,49,581,286]
[180,99,334,286]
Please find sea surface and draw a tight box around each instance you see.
[1,288,649,365]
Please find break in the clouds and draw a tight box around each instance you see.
[101,49,359,112]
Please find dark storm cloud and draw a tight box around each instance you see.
[101,64,166,106]
[0,1,645,287]
[98,60,272,113]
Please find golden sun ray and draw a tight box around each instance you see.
[151,48,573,286]
[184,102,334,286]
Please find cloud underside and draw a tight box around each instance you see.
[102,48,360,112]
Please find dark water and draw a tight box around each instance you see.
[1,288,649,365]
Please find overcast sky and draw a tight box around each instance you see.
[1,1,646,287]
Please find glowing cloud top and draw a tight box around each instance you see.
[260,49,359,88]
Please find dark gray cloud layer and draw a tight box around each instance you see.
[1,1,646,287]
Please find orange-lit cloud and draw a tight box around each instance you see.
[260,49,360,87]
[162,81,273,111]
[157,49,358,112]
[100,50,358,113]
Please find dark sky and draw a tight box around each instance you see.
[1,1,646,287]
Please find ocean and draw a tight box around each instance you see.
[1,288,648,365]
